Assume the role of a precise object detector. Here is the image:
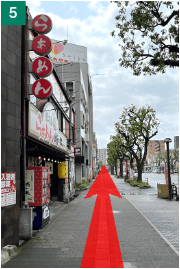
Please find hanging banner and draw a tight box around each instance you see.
[1,173,16,207]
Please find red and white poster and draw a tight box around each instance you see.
[32,57,53,78]
[1,173,16,207]
[32,79,53,99]
[32,14,52,35]
[32,35,52,56]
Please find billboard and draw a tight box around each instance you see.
[49,40,87,64]
[1,173,16,207]
[28,102,67,152]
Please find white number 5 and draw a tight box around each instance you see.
[9,7,17,18]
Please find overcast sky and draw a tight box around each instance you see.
[27,1,179,149]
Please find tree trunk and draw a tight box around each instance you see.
[137,169,143,182]
[115,163,117,176]
[137,162,143,182]
[120,160,123,178]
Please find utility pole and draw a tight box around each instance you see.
[164,138,172,200]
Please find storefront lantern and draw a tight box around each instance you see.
[32,14,52,35]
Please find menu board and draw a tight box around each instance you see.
[1,173,16,207]
[25,170,35,203]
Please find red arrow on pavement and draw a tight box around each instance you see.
[81,166,124,268]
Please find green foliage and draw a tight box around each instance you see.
[111,1,179,75]
[75,179,89,190]
[115,104,160,181]
[97,161,103,170]
[130,180,151,188]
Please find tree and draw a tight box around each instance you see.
[110,134,130,178]
[115,104,160,181]
[107,141,118,175]
[97,161,103,171]
[111,1,179,75]
[169,148,179,172]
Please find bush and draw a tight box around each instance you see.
[75,179,89,190]
[130,181,139,187]
[129,180,151,188]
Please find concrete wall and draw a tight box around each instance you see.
[1,25,22,247]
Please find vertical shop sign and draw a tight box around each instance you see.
[32,78,53,99]
[32,56,53,78]
[25,170,34,203]
[32,14,52,35]
[1,173,16,207]
[32,35,52,56]
[30,14,53,100]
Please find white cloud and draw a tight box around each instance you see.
[69,5,78,14]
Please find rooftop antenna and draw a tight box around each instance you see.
[67,26,68,42]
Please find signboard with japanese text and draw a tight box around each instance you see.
[32,78,53,99]
[25,170,34,203]
[32,35,52,56]
[1,173,16,207]
[32,14,52,35]
[49,41,87,64]
[32,56,53,78]
[28,102,67,153]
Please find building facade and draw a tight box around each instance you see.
[92,132,98,178]
[1,8,77,247]
[97,148,107,166]
[55,60,93,184]
[147,140,166,166]
[1,24,22,247]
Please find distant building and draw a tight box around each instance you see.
[147,140,165,165]
[92,132,98,178]
[97,148,107,166]
[174,136,179,149]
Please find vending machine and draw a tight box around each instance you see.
[25,167,50,229]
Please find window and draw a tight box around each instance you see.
[58,111,61,131]
[30,74,37,106]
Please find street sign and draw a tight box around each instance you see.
[32,14,52,34]
[32,57,53,78]
[32,35,52,56]
[32,79,53,99]
[75,147,81,156]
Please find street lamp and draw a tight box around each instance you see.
[163,138,172,200]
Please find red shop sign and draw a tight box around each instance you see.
[32,79,53,99]
[32,57,53,78]
[32,35,52,56]
[32,14,52,35]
